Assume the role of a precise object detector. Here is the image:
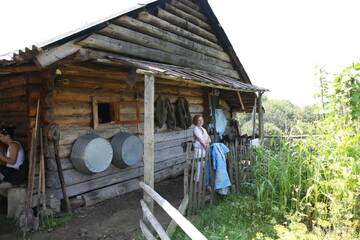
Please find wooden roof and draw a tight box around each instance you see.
[0,0,268,111]
[98,56,267,93]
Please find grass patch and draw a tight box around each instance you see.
[172,194,283,240]
[39,213,73,231]
[0,215,16,225]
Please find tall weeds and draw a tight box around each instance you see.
[254,63,360,238]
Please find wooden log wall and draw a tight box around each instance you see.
[44,63,207,202]
[76,0,241,79]
[0,74,28,145]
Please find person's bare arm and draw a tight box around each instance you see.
[0,143,18,165]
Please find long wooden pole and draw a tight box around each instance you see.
[258,92,264,142]
[143,74,155,213]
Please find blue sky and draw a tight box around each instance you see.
[1,0,359,105]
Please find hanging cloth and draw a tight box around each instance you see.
[155,95,167,128]
[165,98,176,130]
[155,95,177,129]
[175,97,192,129]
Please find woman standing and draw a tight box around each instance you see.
[193,115,211,190]
[0,126,26,185]
[193,115,211,158]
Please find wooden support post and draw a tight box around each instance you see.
[258,92,264,142]
[252,96,257,139]
[143,73,155,213]
[236,91,245,112]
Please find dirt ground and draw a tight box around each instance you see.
[0,176,184,240]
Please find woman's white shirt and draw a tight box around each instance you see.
[6,141,25,170]
[193,126,210,149]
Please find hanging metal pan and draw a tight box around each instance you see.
[111,132,143,169]
[71,134,113,174]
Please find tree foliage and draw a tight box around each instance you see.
[237,98,319,136]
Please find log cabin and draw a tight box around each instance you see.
[0,0,268,211]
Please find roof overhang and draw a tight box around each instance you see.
[95,56,268,93]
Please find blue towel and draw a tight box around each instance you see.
[210,143,231,191]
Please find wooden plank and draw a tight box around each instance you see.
[164,3,211,31]
[0,85,26,99]
[143,74,155,213]
[157,8,217,43]
[237,92,245,111]
[138,11,221,50]
[79,34,239,79]
[137,69,243,91]
[0,74,26,90]
[141,200,170,240]
[166,195,189,238]
[49,157,186,198]
[83,178,139,206]
[140,220,157,240]
[59,64,129,80]
[98,24,232,70]
[139,182,207,240]
[56,137,186,161]
[34,39,81,67]
[114,16,230,62]
[0,65,41,75]
[47,146,185,187]
[188,156,195,215]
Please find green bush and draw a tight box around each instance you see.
[254,63,360,239]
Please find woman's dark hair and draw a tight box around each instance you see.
[192,114,203,125]
[0,126,16,139]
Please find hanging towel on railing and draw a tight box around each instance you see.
[210,143,231,194]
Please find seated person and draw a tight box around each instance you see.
[0,126,26,185]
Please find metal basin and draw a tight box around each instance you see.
[111,132,143,169]
[71,134,113,174]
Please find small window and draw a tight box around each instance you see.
[98,103,112,124]
[92,96,143,129]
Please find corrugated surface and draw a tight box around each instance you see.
[105,56,268,93]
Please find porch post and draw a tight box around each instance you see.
[258,92,264,142]
[143,73,155,212]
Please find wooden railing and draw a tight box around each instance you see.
[139,181,207,240]
[185,139,255,215]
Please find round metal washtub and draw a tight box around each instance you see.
[71,134,113,174]
[111,132,144,169]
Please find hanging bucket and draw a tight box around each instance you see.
[111,132,143,169]
[71,134,113,174]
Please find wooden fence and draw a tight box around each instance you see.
[138,138,255,240]
[185,138,255,215]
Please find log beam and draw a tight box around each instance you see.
[138,11,222,50]
[157,8,217,43]
[164,3,211,31]
[79,34,239,79]
[114,16,230,62]
[98,24,232,69]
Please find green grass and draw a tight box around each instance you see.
[0,215,16,225]
[39,213,73,231]
[172,195,283,240]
